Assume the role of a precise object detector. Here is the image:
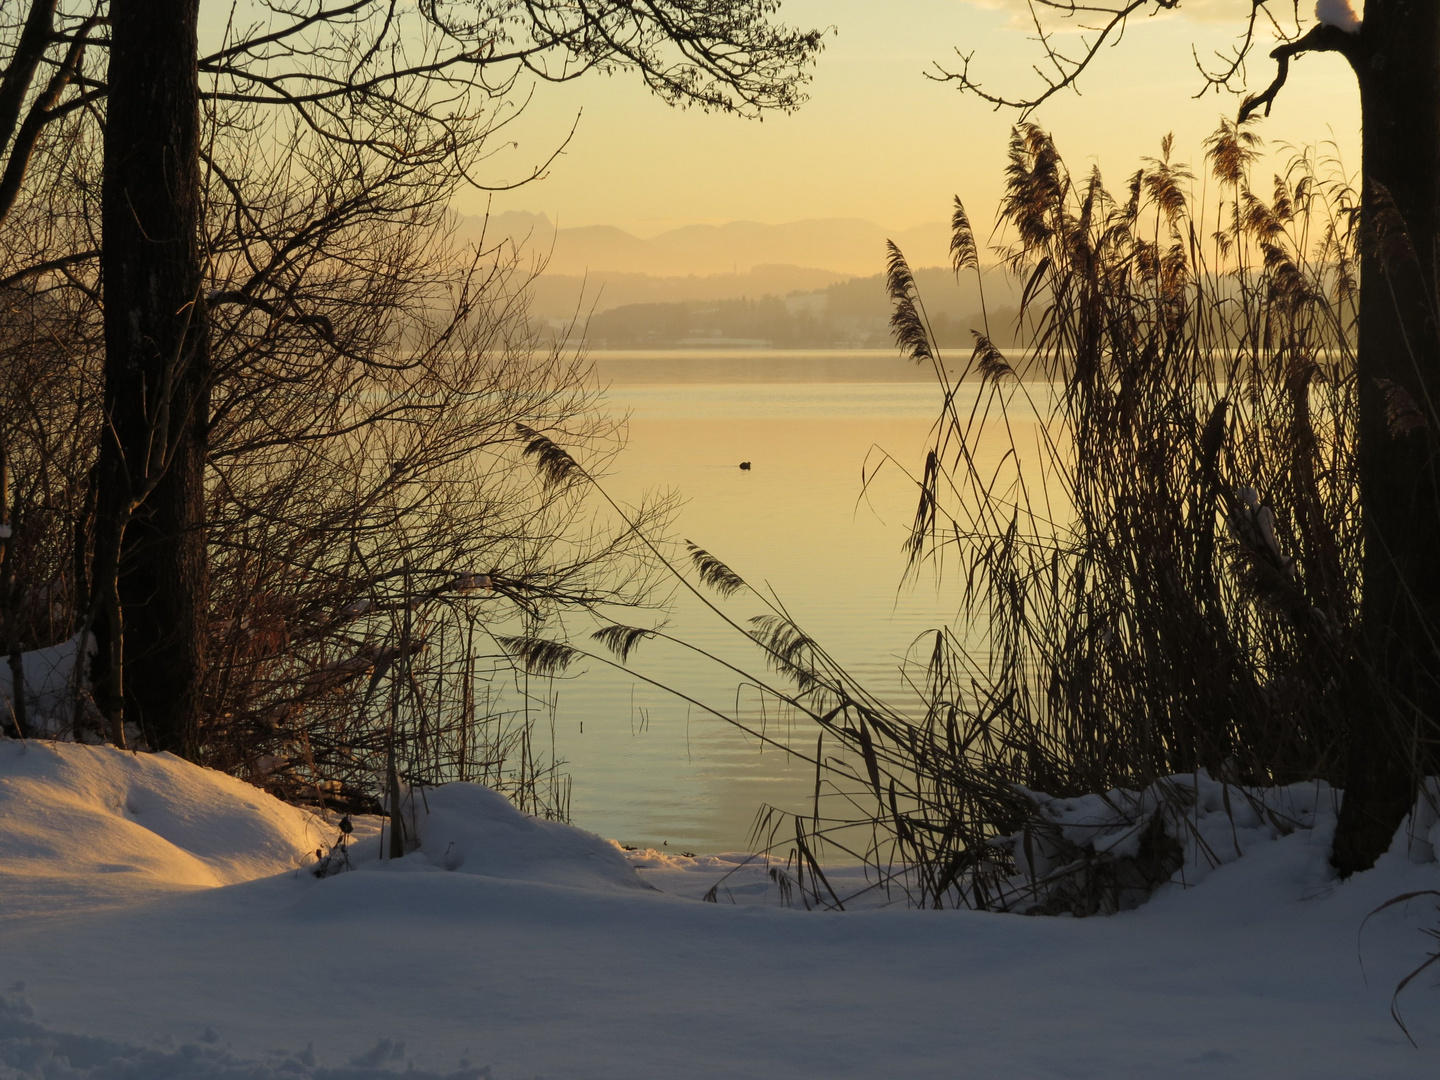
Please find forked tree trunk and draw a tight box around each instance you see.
[1332,0,1440,873]
[94,0,209,757]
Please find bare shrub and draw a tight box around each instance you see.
[0,37,671,821]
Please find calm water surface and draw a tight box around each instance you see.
[548,351,1043,853]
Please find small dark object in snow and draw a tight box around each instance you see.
[738,461,751,470]
[313,818,355,878]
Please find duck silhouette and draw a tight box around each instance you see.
[738,461,752,471]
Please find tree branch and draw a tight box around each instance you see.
[930,0,1178,114]
[207,289,336,343]
[1238,22,1362,124]
[0,0,60,155]
[0,248,97,289]
[0,14,105,230]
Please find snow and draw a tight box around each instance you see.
[409,782,648,892]
[0,740,328,917]
[0,634,92,738]
[1316,0,1362,33]
[2,738,1440,1078]
[996,772,1332,912]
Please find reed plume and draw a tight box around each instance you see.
[732,121,1371,912]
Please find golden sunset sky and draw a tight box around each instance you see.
[473,0,1362,240]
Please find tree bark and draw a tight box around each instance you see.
[1332,0,1440,873]
[95,0,209,757]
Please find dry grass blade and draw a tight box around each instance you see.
[886,241,933,366]
[590,623,655,663]
[685,540,749,597]
[950,195,979,276]
[1362,889,1440,1047]
[515,423,582,486]
[971,331,1012,383]
[496,634,580,676]
[1375,379,1428,437]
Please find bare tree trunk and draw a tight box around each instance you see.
[95,0,209,757]
[1333,0,1440,873]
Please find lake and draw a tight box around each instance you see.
[544,350,1045,854]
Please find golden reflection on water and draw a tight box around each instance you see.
[550,359,1050,853]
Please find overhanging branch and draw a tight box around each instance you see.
[1238,23,1361,123]
[0,248,98,289]
[931,0,1179,114]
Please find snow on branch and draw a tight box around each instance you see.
[1315,0,1361,35]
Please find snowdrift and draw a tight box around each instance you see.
[0,739,327,916]
[2,737,1440,1079]
[408,782,646,892]
[0,737,645,920]
[0,991,492,1080]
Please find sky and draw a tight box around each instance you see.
[468,0,1363,238]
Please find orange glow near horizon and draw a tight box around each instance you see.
[472,1,1362,247]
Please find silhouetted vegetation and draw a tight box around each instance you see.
[580,269,1019,349]
[517,122,1399,912]
[936,0,1440,889]
[0,0,821,822]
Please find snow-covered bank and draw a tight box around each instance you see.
[0,739,327,917]
[2,739,1440,1079]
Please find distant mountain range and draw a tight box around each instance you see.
[455,211,953,281]
[573,267,1021,351]
[443,211,1018,346]
[525,266,845,320]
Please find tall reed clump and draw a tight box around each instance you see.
[840,120,1364,906]
[651,120,1365,910]
[921,123,1362,784]
[506,121,1372,911]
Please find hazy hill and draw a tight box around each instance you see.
[576,266,1021,350]
[529,265,850,320]
[456,211,951,280]
[447,211,1018,346]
